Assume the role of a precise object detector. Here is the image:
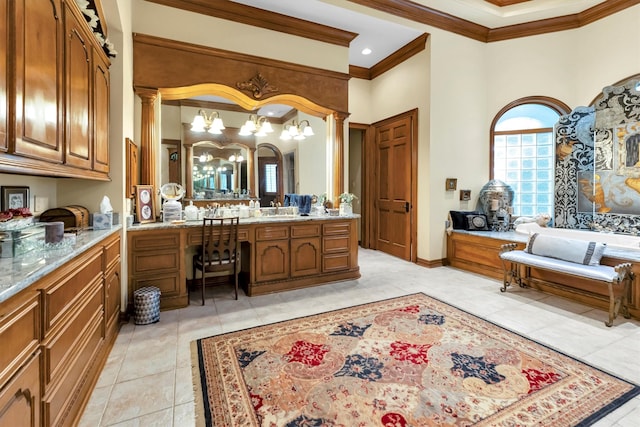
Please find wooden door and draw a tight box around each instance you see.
[93,47,110,174]
[0,0,7,152]
[374,111,417,261]
[258,157,280,207]
[64,4,92,169]
[13,0,64,162]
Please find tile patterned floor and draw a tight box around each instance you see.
[79,248,640,426]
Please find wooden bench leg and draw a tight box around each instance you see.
[605,265,634,327]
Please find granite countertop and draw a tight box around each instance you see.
[127,213,360,231]
[452,229,640,262]
[0,226,122,304]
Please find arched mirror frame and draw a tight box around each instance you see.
[133,34,350,204]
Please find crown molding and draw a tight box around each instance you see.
[144,0,357,47]
[348,0,640,43]
[349,34,428,80]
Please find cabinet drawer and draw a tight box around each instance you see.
[291,224,320,238]
[0,350,41,427]
[132,273,181,300]
[256,225,289,241]
[323,222,350,235]
[42,313,103,427]
[323,236,350,254]
[43,250,102,335]
[0,292,40,387]
[323,253,351,272]
[187,227,250,246]
[103,233,120,271]
[43,280,103,389]
[130,231,180,250]
[131,250,180,274]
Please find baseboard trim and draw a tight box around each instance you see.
[417,258,445,268]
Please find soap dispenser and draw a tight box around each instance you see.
[184,201,198,221]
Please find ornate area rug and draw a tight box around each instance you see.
[191,293,640,426]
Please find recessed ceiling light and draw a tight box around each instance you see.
[361,48,372,55]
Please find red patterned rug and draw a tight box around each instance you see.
[191,293,639,426]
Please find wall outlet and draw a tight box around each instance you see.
[34,196,50,213]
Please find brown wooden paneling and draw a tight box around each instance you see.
[42,313,103,427]
[323,236,350,254]
[13,0,64,162]
[291,237,322,278]
[0,0,7,152]
[42,249,103,335]
[132,250,180,274]
[291,224,321,238]
[0,292,40,388]
[64,3,92,170]
[93,47,110,173]
[0,351,40,427]
[323,253,351,272]
[131,231,180,250]
[43,280,103,389]
[255,240,290,282]
[256,225,289,241]
[133,34,349,116]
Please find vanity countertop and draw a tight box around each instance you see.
[0,226,122,304]
[127,213,360,231]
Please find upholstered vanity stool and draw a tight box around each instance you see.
[192,217,240,303]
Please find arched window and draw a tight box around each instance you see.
[490,97,570,217]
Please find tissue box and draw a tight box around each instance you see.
[93,212,113,230]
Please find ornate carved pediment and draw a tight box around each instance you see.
[236,73,278,99]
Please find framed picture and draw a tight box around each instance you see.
[460,189,471,201]
[135,185,156,223]
[1,186,30,211]
[445,178,457,191]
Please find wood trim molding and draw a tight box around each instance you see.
[484,0,530,6]
[349,65,371,80]
[133,33,349,116]
[370,33,428,79]
[348,0,640,43]
[144,0,358,47]
[348,0,489,42]
[417,257,445,268]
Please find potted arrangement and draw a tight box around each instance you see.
[338,192,357,216]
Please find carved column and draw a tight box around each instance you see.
[247,147,256,197]
[136,87,159,190]
[333,112,347,205]
[185,144,194,199]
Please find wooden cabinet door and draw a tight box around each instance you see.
[0,0,7,152]
[93,47,110,173]
[105,261,121,336]
[255,240,290,282]
[64,3,92,170]
[13,0,63,162]
[0,352,41,427]
[291,237,321,277]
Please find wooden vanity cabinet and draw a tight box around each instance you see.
[13,0,64,163]
[0,232,121,427]
[2,0,111,179]
[290,224,322,278]
[0,290,41,427]
[255,225,290,282]
[322,221,355,272]
[128,229,187,311]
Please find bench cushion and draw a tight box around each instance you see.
[525,233,606,266]
[500,250,618,282]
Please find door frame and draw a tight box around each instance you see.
[367,109,418,262]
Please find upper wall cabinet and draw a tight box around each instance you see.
[1,0,111,180]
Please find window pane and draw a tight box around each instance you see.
[265,164,277,193]
[492,103,560,218]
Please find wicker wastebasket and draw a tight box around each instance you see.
[133,286,161,325]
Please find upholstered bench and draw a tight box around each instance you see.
[499,233,634,327]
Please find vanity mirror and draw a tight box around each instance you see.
[160,96,329,206]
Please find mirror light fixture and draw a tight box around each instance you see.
[239,114,274,137]
[198,153,214,163]
[191,109,225,134]
[280,119,314,141]
[228,153,244,162]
